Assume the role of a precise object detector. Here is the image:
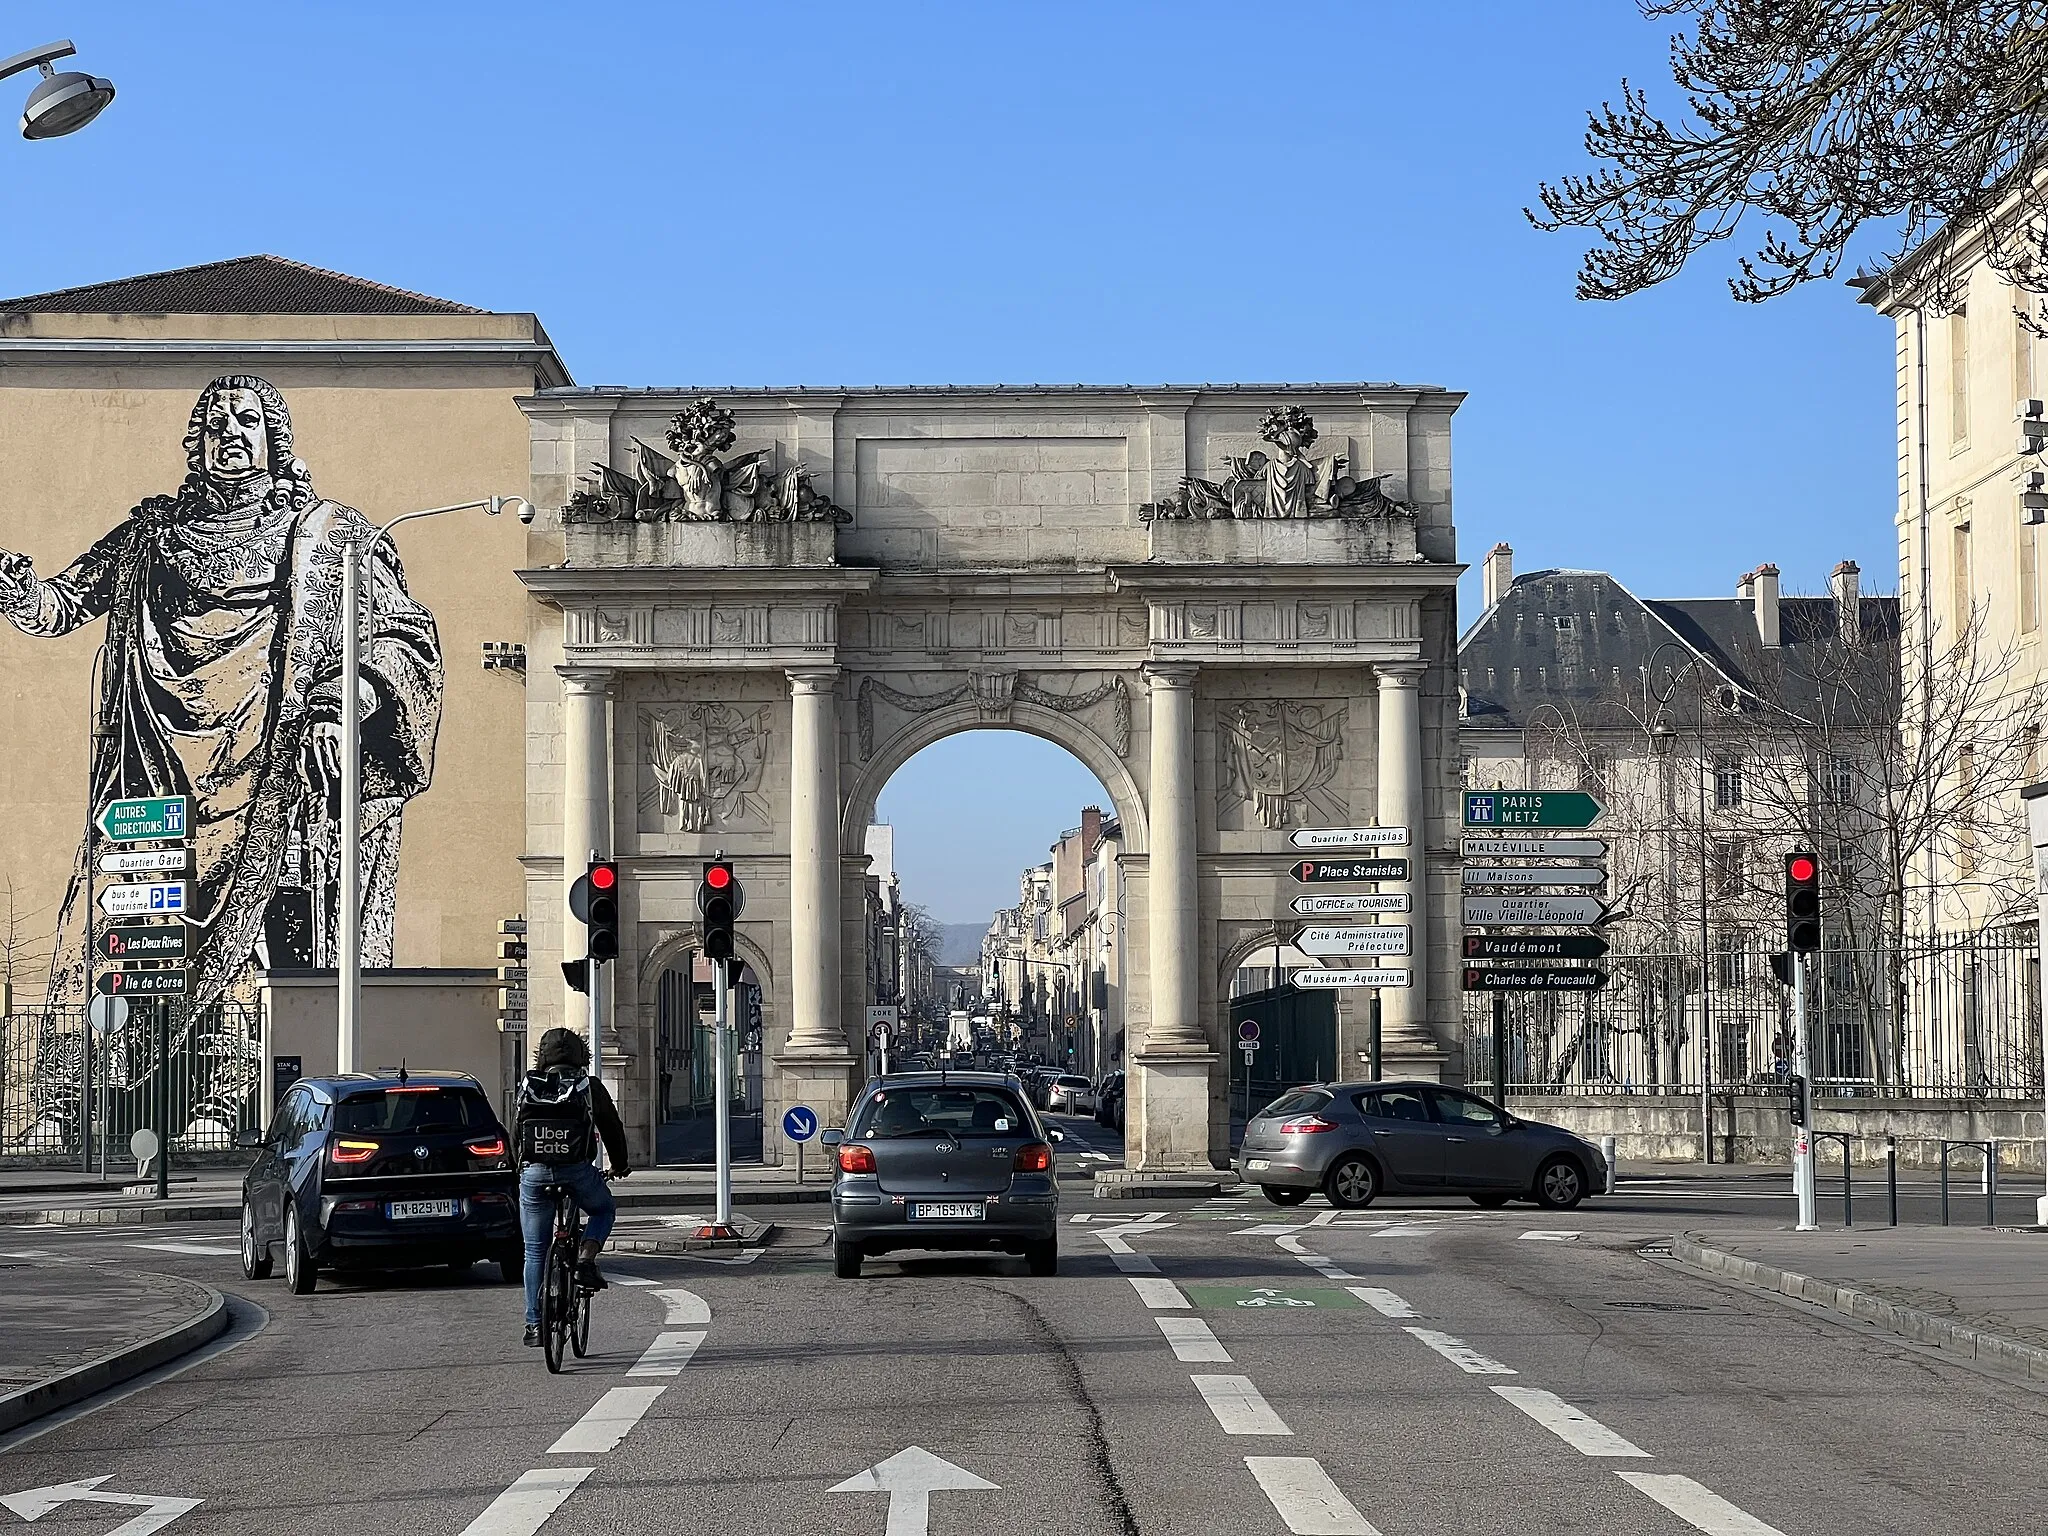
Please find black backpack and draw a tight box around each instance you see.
[517,1068,596,1166]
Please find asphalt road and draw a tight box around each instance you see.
[1,1115,2042,1535]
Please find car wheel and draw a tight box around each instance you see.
[284,1205,317,1295]
[240,1200,273,1280]
[833,1240,864,1279]
[1261,1185,1312,1207]
[1470,1193,1511,1208]
[1535,1155,1587,1210]
[1323,1155,1379,1210]
[1025,1239,1058,1276]
[498,1254,522,1284]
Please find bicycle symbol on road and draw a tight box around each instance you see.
[1236,1288,1316,1308]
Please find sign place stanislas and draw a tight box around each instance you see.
[1290,858,1408,884]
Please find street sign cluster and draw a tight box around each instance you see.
[92,794,191,1001]
[1459,791,1610,996]
[1279,827,1412,993]
[496,918,528,1033]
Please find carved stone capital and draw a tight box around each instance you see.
[1375,660,1428,689]
[557,667,616,696]
[1142,661,1200,691]
[787,668,841,695]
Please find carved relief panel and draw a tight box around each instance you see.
[1216,700,1348,830]
[637,702,772,836]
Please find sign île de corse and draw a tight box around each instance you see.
[1290,892,1411,916]
[1295,924,1410,958]
[95,968,190,998]
[96,795,189,843]
[1459,866,1606,889]
[1288,826,1409,850]
[1459,836,1606,860]
[1292,967,1412,989]
[1290,858,1409,884]
[1463,933,1609,961]
[1460,894,1606,925]
[1462,967,1608,993]
[1462,791,1604,830]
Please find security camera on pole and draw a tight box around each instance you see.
[697,858,744,1238]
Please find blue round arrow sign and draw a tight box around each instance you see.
[782,1106,819,1142]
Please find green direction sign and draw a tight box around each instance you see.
[97,796,189,843]
[1183,1285,1360,1310]
[1462,791,1603,830]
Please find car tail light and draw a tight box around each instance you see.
[465,1136,507,1159]
[332,1198,379,1213]
[838,1143,877,1174]
[1013,1142,1053,1172]
[1279,1115,1335,1134]
[471,1192,510,1206]
[331,1139,379,1164]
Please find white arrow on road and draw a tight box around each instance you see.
[829,1447,998,1536]
[2,1477,200,1534]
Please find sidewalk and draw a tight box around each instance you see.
[1675,1225,2048,1388]
[0,1257,226,1432]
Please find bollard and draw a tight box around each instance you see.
[1601,1135,1617,1195]
[1987,1141,1998,1226]
[1843,1139,1853,1228]
[1940,1146,1950,1226]
[1886,1135,1898,1228]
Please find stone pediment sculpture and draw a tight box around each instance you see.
[564,398,850,525]
[1140,405,1412,523]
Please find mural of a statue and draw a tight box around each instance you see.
[0,375,444,1137]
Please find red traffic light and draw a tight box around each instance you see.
[1787,854,1816,884]
[705,864,732,889]
[590,863,617,891]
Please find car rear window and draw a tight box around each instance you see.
[853,1087,1032,1139]
[333,1087,494,1134]
[1259,1089,1331,1119]
[1056,1075,1090,1089]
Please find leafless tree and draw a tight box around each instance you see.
[0,874,52,1012]
[1530,2,2048,308]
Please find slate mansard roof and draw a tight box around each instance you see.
[1459,568,1902,735]
[0,255,486,315]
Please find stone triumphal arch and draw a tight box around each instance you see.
[518,384,1464,1171]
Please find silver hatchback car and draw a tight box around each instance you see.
[1234,1079,1605,1210]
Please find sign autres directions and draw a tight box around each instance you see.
[95,796,189,844]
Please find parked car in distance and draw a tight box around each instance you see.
[238,1070,520,1294]
[1044,1074,1094,1113]
[1233,1080,1605,1211]
[1093,1071,1125,1127]
[826,1071,1062,1278]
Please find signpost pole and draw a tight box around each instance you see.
[714,957,733,1230]
[337,545,362,1076]
[82,813,94,1176]
[154,999,170,1202]
[1368,991,1382,1082]
[1491,993,1508,1103]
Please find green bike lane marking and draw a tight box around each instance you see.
[1183,1284,1361,1310]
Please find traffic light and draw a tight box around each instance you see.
[699,860,743,971]
[1786,1074,1809,1127]
[569,859,620,962]
[1784,851,1821,953]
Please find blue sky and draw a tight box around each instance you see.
[1,2,1900,924]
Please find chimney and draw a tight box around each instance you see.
[1483,543,1513,610]
[1082,804,1102,854]
[1830,559,1862,645]
[1737,568,1755,602]
[1753,562,1781,648]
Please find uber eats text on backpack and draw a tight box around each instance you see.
[518,1069,597,1165]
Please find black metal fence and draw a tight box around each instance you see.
[0,1001,262,1167]
[1461,928,2044,1100]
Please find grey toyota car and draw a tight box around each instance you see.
[1234,1079,1605,1210]
[824,1072,1062,1278]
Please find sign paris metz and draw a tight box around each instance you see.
[1462,791,1603,829]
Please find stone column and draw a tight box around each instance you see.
[1132,662,1216,1173]
[560,669,612,1069]
[1376,661,1439,1072]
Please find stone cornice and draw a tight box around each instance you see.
[0,336,571,385]
[1110,563,1466,595]
[518,565,879,602]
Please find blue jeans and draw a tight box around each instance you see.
[519,1161,616,1327]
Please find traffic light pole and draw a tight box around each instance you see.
[712,957,733,1230]
[1792,950,1816,1231]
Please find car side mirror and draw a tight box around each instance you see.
[234,1128,266,1150]
[1046,1127,1065,1143]
[821,1128,844,1148]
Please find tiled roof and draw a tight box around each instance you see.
[0,255,485,315]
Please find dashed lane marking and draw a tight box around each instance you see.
[651,1288,710,1327]
[1519,1230,1583,1242]
[1156,1316,1233,1363]
[1346,1287,1418,1319]
[1402,1328,1517,1375]
[627,1331,705,1377]
[547,1386,666,1455]
[1128,1276,1191,1309]
[1191,1374,1293,1435]
[128,1241,240,1257]
[457,1467,594,1535]
[1112,1251,1160,1275]
[1616,1472,1790,1535]
[1492,1387,1650,1457]
[610,1276,659,1287]
[1245,1456,1381,1535]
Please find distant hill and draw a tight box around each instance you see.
[938,923,987,968]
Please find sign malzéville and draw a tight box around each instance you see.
[1461,967,1608,993]
[1290,858,1408,883]
[97,881,186,917]
[1296,924,1410,958]
[1290,892,1410,916]
[96,796,189,843]
[1459,836,1606,860]
[98,923,190,961]
[1462,791,1603,829]
[96,968,190,998]
[1292,967,1412,989]
[98,847,189,875]
[1464,934,1609,961]
[1461,895,1605,925]
[1289,826,1409,850]
[1460,866,1605,888]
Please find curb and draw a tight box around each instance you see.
[0,1203,242,1227]
[0,1278,229,1435]
[1094,1172,1236,1200]
[1671,1233,2048,1389]
[606,1217,777,1255]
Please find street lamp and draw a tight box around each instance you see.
[337,495,531,1073]
[0,41,115,140]
[1647,642,1716,1162]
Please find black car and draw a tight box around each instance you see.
[1094,1071,1125,1128]
[238,1071,521,1294]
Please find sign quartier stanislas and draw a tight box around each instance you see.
[1460,792,1610,993]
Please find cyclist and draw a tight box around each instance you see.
[514,1027,630,1348]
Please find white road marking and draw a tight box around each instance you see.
[1306,1210,1339,1227]
[1314,1267,1356,1280]
[458,1467,594,1535]
[1346,1286,1418,1318]
[1234,1222,1311,1236]
[652,1288,710,1327]
[1191,1374,1293,1435]
[1402,1327,1517,1375]
[1128,1276,1191,1309]
[1519,1230,1583,1242]
[1245,1456,1381,1535]
[1492,1387,1650,1457]
[1069,1213,1094,1224]
[611,1275,659,1286]
[1276,1234,1312,1255]
[548,1385,666,1454]
[1616,1472,1790,1535]
[128,1241,239,1256]
[1096,1234,1135,1253]
[0,1250,56,1259]
[627,1330,705,1376]
[652,1214,709,1226]
[1112,1251,1160,1274]
[1365,1223,1437,1237]
[1156,1316,1233,1362]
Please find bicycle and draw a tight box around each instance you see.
[538,1180,595,1374]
